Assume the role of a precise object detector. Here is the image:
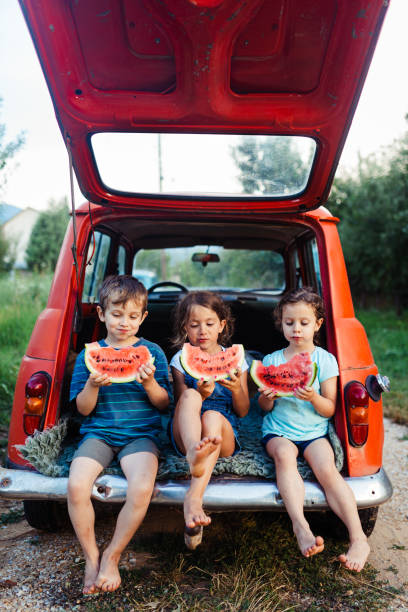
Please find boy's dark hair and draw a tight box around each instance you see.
[98,275,148,312]
[172,291,234,349]
[274,286,325,343]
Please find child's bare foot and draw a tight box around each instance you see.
[95,549,121,592]
[186,436,221,478]
[83,556,100,595]
[294,524,324,557]
[338,538,370,572]
[184,524,204,550]
[184,492,211,529]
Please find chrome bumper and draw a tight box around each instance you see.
[0,466,392,510]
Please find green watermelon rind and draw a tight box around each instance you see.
[180,343,245,381]
[250,358,318,397]
[84,343,154,384]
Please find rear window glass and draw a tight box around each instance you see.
[133,246,285,293]
[82,232,111,303]
[91,133,316,199]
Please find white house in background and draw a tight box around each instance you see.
[0,204,40,269]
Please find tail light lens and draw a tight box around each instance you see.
[24,372,51,435]
[344,381,369,447]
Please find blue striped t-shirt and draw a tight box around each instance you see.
[70,338,172,447]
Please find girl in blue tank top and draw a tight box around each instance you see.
[169,291,250,549]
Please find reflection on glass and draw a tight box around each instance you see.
[91,133,315,198]
[133,246,285,292]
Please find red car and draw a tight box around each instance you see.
[1,0,392,534]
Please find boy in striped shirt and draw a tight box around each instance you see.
[68,275,171,594]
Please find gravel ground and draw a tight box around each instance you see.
[0,417,408,611]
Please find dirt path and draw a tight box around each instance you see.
[366,418,408,609]
[0,417,407,610]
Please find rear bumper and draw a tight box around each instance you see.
[0,466,392,510]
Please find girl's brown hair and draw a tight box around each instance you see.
[171,291,234,349]
[274,286,325,343]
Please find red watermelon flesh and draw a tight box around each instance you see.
[180,343,245,381]
[84,342,154,383]
[250,352,317,396]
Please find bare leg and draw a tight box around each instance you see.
[173,390,218,527]
[266,438,324,558]
[173,395,235,531]
[67,457,104,594]
[304,438,370,572]
[95,451,158,592]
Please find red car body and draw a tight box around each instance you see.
[1,0,392,531]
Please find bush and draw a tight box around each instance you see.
[25,198,69,272]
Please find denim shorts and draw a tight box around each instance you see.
[261,433,328,459]
[73,436,159,467]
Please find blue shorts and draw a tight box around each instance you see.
[262,433,328,459]
[167,414,241,457]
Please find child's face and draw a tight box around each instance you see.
[185,304,226,354]
[281,301,323,351]
[97,296,147,346]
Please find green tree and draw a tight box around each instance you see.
[0,97,25,271]
[0,98,25,193]
[231,136,311,195]
[25,198,70,272]
[169,249,284,290]
[0,226,14,273]
[329,124,408,311]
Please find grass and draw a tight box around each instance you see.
[60,513,398,611]
[0,272,52,425]
[0,505,25,525]
[357,309,408,423]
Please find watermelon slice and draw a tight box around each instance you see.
[84,342,154,383]
[180,343,245,381]
[250,351,317,396]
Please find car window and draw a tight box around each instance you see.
[309,238,322,294]
[133,246,285,293]
[293,238,321,293]
[82,231,112,303]
[91,133,316,199]
[117,244,126,275]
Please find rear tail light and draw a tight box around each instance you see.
[344,381,369,447]
[24,372,51,435]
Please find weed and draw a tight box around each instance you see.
[357,308,408,424]
[0,272,52,425]
[0,506,25,525]
[57,513,395,611]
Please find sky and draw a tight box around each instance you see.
[0,0,407,211]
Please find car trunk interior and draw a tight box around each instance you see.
[60,215,325,417]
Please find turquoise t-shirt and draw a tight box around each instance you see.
[261,346,339,441]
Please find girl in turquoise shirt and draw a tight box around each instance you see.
[259,287,370,572]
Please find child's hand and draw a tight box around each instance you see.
[259,385,277,401]
[294,385,316,402]
[135,363,156,387]
[88,372,112,388]
[217,368,242,393]
[197,378,215,400]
